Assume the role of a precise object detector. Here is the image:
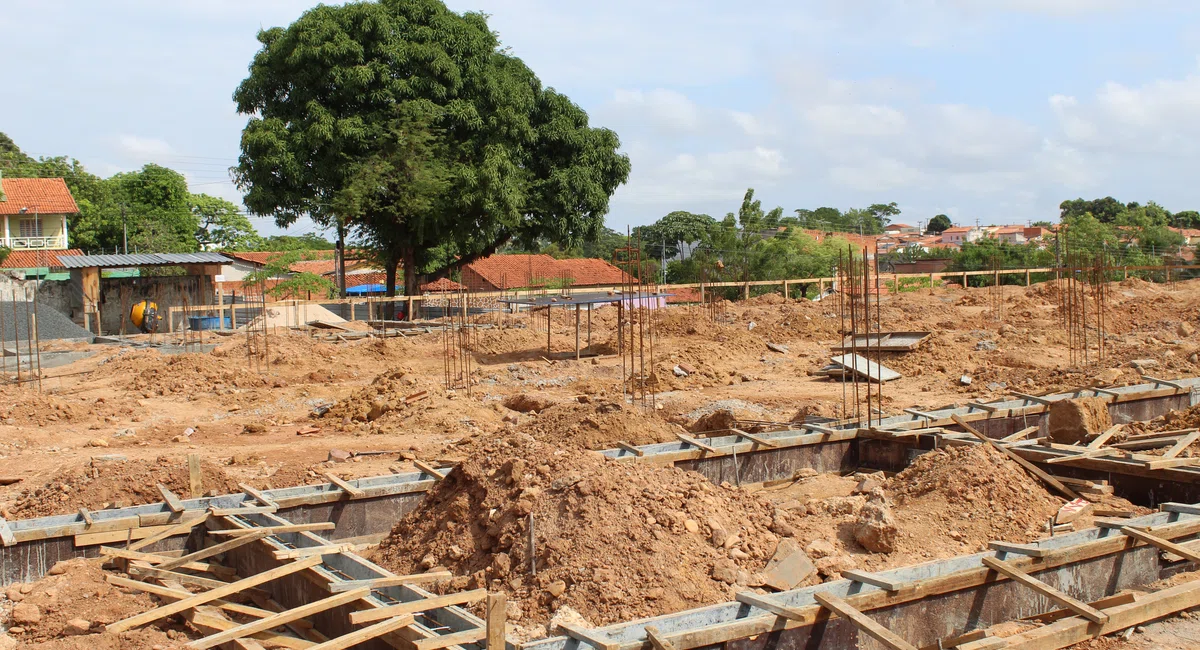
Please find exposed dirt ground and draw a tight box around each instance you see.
[0,278,1199,646]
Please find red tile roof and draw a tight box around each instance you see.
[421,277,464,292]
[225,250,343,266]
[345,271,386,288]
[0,178,79,215]
[0,248,83,269]
[464,254,634,290]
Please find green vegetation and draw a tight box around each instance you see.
[242,251,337,300]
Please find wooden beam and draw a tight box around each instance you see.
[1162,431,1200,459]
[813,591,917,650]
[730,428,779,448]
[980,557,1108,624]
[157,484,186,513]
[1001,426,1039,442]
[210,522,335,537]
[100,547,236,577]
[644,626,677,650]
[1044,448,1120,464]
[1141,375,1188,391]
[411,627,487,650]
[1010,392,1054,405]
[126,564,241,591]
[105,555,322,633]
[186,608,313,650]
[188,454,203,499]
[560,624,619,650]
[239,483,280,508]
[1162,502,1200,516]
[1087,424,1124,449]
[486,592,507,650]
[210,505,278,517]
[412,459,445,481]
[951,415,1079,500]
[350,588,488,624]
[0,518,15,547]
[78,507,94,526]
[306,614,415,650]
[157,530,269,571]
[122,513,208,551]
[1121,526,1200,563]
[966,402,999,414]
[735,592,803,620]
[188,588,370,649]
[323,473,366,498]
[1139,457,1199,470]
[616,441,646,457]
[272,543,365,560]
[328,571,453,593]
[675,432,718,454]
[106,575,275,621]
[841,570,905,592]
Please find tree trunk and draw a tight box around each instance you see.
[335,220,347,298]
[385,257,398,298]
[402,246,418,297]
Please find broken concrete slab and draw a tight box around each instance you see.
[761,538,814,591]
[833,331,931,352]
[766,343,789,354]
[826,354,901,383]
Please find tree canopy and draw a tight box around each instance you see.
[927,214,952,234]
[233,0,630,294]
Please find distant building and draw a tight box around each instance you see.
[940,227,982,245]
[0,177,80,278]
[993,226,1027,245]
[461,254,634,292]
[883,223,919,235]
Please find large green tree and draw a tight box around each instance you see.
[927,214,952,234]
[192,194,260,250]
[233,0,630,295]
[637,211,715,261]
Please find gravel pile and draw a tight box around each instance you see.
[0,301,93,343]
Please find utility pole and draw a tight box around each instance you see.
[661,236,666,282]
[121,204,128,255]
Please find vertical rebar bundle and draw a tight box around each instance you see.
[612,229,657,411]
[442,285,474,395]
[836,246,884,426]
[1058,229,1109,368]
[245,282,270,374]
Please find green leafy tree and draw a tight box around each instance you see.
[191,194,259,250]
[251,234,335,251]
[927,214,953,234]
[233,0,630,295]
[111,164,198,253]
[1060,197,1125,223]
[637,211,715,261]
[243,251,337,299]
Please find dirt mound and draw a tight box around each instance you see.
[887,445,1063,547]
[373,434,785,627]
[321,366,431,422]
[512,400,680,449]
[5,456,239,518]
[1048,397,1113,444]
[0,558,176,646]
[102,349,269,396]
[0,390,131,427]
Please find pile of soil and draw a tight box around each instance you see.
[0,558,182,647]
[887,445,1064,549]
[0,391,129,427]
[1048,397,1113,445]
[512,400,680,449]
[102,350,269,396]
[4,456,239,519]
[321,366,431,423]
[373,434,786,628]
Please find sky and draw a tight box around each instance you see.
[3,0,1200,238]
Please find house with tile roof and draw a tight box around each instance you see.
[0,176,82,277]
[461,254,634,291]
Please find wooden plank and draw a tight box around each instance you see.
[1162,502,1200,516]
[187,454,203,499]
[1010,392,1054,405]
[157,530,269,571]
[1044,448,1119,464]
[323,472,366,498]
[78,507,94,526]
[186,608,314,650]
[812,591,917,650]
[486,592,507,650]
[560,624,619,650]
[0,517,17,547]
[105,555,322,633]
[158,483,186,513]
[616,441,646,457]
[951,415,1079,500]
[1141,375,1188,391]
[1001,426,1039,442]
[979,557,1108,624]
[100,547,236,577]
[239,483,280,508]
[412,627,487,650]
[127,512,208,551]
[730,428,778,448]
[210,522,336,537]
[306,614,415,650]
[1121,526,1200,563]
[986,542,1047,559]
[126,564,241,591]
[735,591,803,620]
[1022,592,1136,624]
[328,571,453,593]
[1161,431,1200,459]
[1140,457,1199,470]
[966,402,999,414]
[841,570,905,592]
[350,588,488,624]
[918,630,989,650]
[106,575,280,622]
[412,459,445,481]
[210,505,278,517]
[1087,425,1124,449]
[644,626,677,650]
[272,543,365,560]
[188,587,370,649]
[675,433,718,454]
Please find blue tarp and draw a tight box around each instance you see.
[347,284,386,295]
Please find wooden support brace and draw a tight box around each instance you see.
[988,541,1050,558]
[486,592,507,650]
[841,570,905,592]
[675,432,719,454]
[157,530,269,571]
[644,626,678,650]
[1161,502,1200,516]
[730,428,779,448]
[1044,448,1120,464]
[412,459,445,481]
[187,587,370,649]
[560,624,620,650]
[0,518,14,547]
[350,588,488,624]
[1121,526,1200,563]
[108,556,322,633]
[128,512,208,552]
[272,543,373,560]
[1142,375,1188,391]
[966,402,999,414]
[107,575,284,624]
[188,453,203,499]
[239,483,280,508]
[186,608,312,650]
[210,522,335,537]
[100,547,236,577]
[328,571,453,593]
[1001,426,1040,442]
[616,441,646,457]
[306,614,415,650]
[210,505,279,517]
[1010,392,1054,405]
[1089,387,1121,401]
[903,408,937,422]
[735,591,804,620]
[126,563,243,591]
[78,507,94,526]
[952,415,1079,500]
[1087,424,1124,449]
[813,591,917,650]
[979,557,1108,624]
[411,627,487,650]
[158,483,186,513]
[1139,457,1200,470]
[323,473,366,498]
[1162,431,1200,459]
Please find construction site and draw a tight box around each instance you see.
[4,255,1200,650]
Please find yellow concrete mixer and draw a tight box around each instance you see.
[130,300,162,334]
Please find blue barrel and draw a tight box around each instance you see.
[188,316,231,331]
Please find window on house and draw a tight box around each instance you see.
[19,219,42,238]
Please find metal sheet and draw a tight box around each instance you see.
[58,252,232,269]
[829,354,902,382]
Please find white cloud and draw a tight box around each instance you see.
[1051,69,1200,155]
[805,104,908,137]
[610,89,704,134]
[116,135,172,158]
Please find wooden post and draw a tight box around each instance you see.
[486,592,507,650]
[962,271,968,287]
[743,283,750,300]
[1025,268,1031,286]
[587,304,592,348]
[1125,265,1129,280]
[407,296,414,322]
[187,454,202,498]
[546,306,551,356]
[574,304,580,360]
[782,280,789,300]
[818,278,825,294]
